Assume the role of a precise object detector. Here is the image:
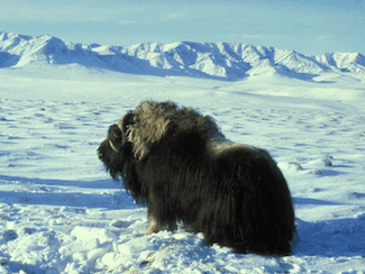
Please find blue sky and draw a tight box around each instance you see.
[1,0,364,55]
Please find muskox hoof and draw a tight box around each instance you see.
[145,218,164,235]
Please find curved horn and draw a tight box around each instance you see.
[109,140,120,153]
[118,112,135,133]
[117,117,124,131]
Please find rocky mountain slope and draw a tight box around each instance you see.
[1,31,365,81]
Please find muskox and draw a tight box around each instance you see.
[97,100,295,255]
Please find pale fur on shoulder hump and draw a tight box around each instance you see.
[118,100,224,160]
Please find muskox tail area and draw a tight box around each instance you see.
[201,145,295,256]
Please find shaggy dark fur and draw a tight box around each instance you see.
[97,100,295,256]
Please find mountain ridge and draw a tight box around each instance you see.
[1,31,364,81]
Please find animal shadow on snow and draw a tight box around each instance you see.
[0,174,136,209]
[293,198,365,257]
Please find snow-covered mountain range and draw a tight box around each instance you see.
[1,31,365,80]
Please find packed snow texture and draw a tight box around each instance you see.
[1,31,365,273]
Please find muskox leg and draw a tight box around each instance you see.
[146,211,165,235]
[145,191,177,235]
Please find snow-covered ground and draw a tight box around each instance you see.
[0,66,365,273]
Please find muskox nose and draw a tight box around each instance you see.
[97,148,103,160]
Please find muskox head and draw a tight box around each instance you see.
[98,100,223,181]
[97,112,135,180]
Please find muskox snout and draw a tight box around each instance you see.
[97,139,111,162]
[97,147,103,160]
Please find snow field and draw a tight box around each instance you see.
[0,73,365,273]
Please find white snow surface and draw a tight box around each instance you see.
[1,36,365,273]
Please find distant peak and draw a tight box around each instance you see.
[1,31,364,79]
